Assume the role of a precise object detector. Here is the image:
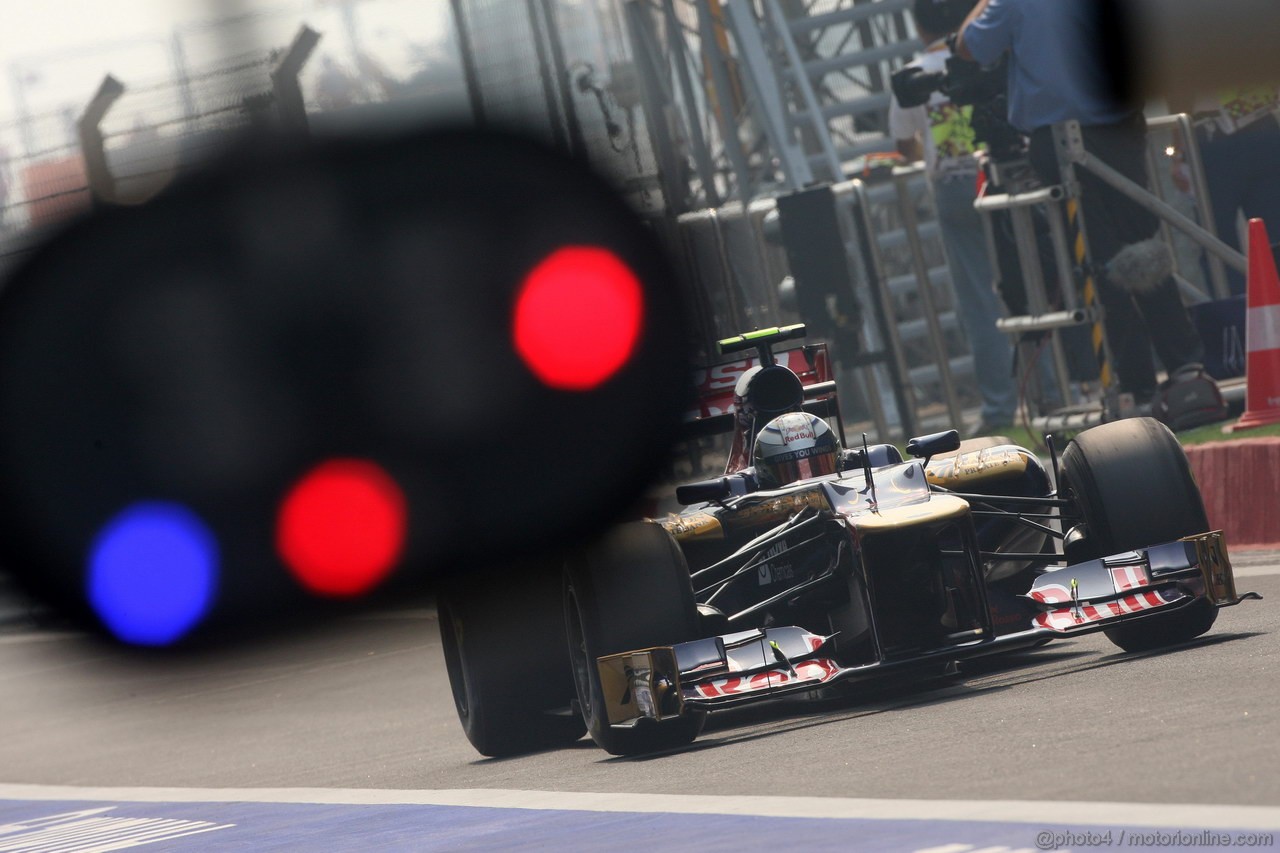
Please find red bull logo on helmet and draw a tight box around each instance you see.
[782,423,817,445]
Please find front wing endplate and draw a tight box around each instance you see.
[1027,530,1261,634]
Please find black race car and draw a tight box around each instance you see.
[439,325,1259,757]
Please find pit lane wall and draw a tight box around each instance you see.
[1185,437,1280,549]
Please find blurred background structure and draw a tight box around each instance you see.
[0,0,1243,450]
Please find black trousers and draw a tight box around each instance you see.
[1030,114,1203,396]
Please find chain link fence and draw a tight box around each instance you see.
[0,2,465,278]
[0,46,287,277]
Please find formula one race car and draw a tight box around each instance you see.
[438,325,1260,757]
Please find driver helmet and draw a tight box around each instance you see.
[753,412,840,488]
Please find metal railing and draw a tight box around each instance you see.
[1145,112,1230,301]
[974,117,1247,429]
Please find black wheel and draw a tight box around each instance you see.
[565,522,705,756]
[1060,417,1217,652]
[438,560,585,757]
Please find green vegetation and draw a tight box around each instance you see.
[1013,417,1280,450]
[1174,419,1280,445]
[919,417,1280,458]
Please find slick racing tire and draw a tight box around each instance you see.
[438,560,586,757]
[1059,417,1217,652]
[564,522,705,756]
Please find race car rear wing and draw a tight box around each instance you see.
[681,379,840,441]
[686,337,834,416]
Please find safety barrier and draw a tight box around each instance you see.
[1187,438,1280,548]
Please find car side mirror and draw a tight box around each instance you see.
[905,429,961,463]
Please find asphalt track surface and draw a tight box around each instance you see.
[1,552,1278,850]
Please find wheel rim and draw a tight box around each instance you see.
[565,585,594,721]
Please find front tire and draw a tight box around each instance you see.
[565,522,705,756]
[438,560,585,757]
[1060,417,1217,652]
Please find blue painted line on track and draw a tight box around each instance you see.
[1,799,1274,852]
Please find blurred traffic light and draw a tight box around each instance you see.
[513,246,646,391]
[275,458,408,598]
[87,501,219,646]
[0,128,693,645]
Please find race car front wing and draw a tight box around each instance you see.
[595,531,1260,730]
[1025,530,1261,634]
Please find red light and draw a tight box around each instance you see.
[513,246,644,390]
[276,459,407,597]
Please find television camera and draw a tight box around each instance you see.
[890,49,1024,163]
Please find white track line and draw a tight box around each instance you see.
[1232,564,1280,578]
[0,786,1278,830]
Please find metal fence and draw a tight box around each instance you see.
[0,2,464,275]
[450,0,666,209]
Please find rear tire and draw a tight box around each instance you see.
[1060,417,1217,652]
[565,522,705,755]
[438,560,585,757]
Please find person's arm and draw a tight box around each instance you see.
[955,0,1010,64]
[888,99,926,164]
[953,0,990,60]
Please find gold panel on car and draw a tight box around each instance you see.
[926,447,1029,490]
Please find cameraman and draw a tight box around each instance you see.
[891,0,1018,435]
[956,0,1204,406]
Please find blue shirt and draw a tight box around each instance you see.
[963,0,1130,132]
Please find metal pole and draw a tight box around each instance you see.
[1174,113,1230,298]
[77,74,126,208]
[1006,202,1072,409]
[270,25,321,137]
[1053,121,1118,410]
[833,198,892,441]
[972,185,1064,210]
[1143,112,1232,299]
[761,0,843,183]
[697,1,753,202]
[448,0,487,127]
[976,177,1079,405]
[9,64,35,160]
[1040,200,1083,402]
[339,0,362,70]
[661,0,721,206]
[722,0,814,189]
[625,0,691,213]
[893,167,964,429]
[170,30,196,124]
[849,179,921,438]
[526,0,569,152]
[1008,207,1048,314]
[537,0,588,159]
[1066,140,1247,275]
[708,207,748,331]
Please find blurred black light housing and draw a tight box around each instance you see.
[0,127,693,642]
[1092,0,1280,101]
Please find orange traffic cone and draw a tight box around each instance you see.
[1232,218,1280,431]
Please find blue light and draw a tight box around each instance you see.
[87,502,218,646]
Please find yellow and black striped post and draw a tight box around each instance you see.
[1054,120,1120,411]
[1065,197,1113,392]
